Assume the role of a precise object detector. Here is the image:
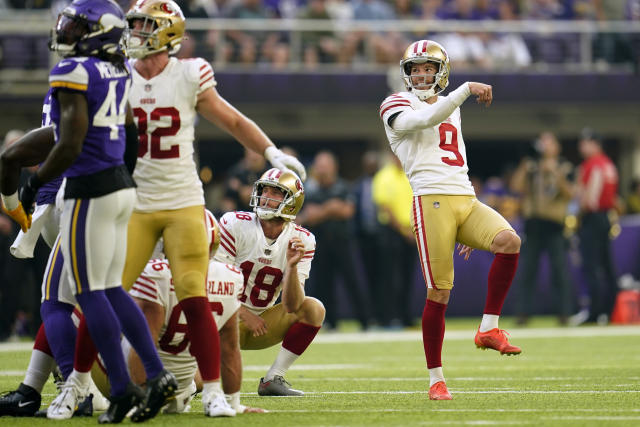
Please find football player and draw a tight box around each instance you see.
[92,210,264,415]
[15,0,177,422]
[379,40,522,400]
[215,168,324,396]
[96,0,308,418]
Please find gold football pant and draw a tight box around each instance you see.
[412,195,514,290]
[122,205,209,300]
[239,304,298,350]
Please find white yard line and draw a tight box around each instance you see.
[2,325,639,352]
[239,390,640,396]
[315,325,640,343]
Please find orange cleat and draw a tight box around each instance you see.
[428,381,452,400]
[474,328,521,355]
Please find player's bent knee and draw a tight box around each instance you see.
[491,230,520,254]
[297,297,325,326]
[173,271,207,300]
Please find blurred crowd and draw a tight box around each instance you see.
[2,0,640,70]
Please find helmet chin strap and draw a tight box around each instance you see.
[256,207,278,220]
[413,87,436,101]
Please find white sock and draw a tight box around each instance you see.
[68,369,91,389]
[265,348,298,381]
[225,391,240,411]
[23,350,56,393]
[479,314,499,332]
[202,380,223,396]
[428,367,445,387]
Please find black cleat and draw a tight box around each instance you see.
[98,383,144,424]
[130,369,177,423]
[74,393,94,417]
[0,383,41,417]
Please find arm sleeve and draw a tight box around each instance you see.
[391,83,471,132]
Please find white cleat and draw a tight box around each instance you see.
[88,379,110,412]
[46,382,88,420]
[203,392,236,417]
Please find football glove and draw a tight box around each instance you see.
[264,146,307,181]
[19,173,43,216]
[1,202,32,232]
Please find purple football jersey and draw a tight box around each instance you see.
[36,89,63,205]
[48,56,131,178]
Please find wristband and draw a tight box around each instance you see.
[1,191,19,211]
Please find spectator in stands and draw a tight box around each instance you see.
[226,0,289,67]
[298,0,342,68]
[340,0,396,64]
[592,0,635,67]
[510,131,574,326]
[372,153,418,327]
[626,179,640,214]
[433,0,492,70]
[221,147,269,214]
[573,128,619,325]
[484,0,532,69]
[299,151,370,330]
[352,151,385,326]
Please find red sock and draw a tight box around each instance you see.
[33,323,52,356]
[422,299,447,369]
[282,322,321,356]
[484,253,519,315]
[74,315,98,373]
[180,296,220,381]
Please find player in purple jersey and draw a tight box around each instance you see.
[14,0,176,423]
[0,89,137,416]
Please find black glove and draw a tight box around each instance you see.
[19,173,43,215]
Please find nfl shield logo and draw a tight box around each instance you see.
[144,84,152,92]
[264,248,271,255]
[433,202,440,209]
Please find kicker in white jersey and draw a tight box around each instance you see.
[214,211,316,315]
[129,57,216,211]
[380,90,475,196]
[129,258,243,396]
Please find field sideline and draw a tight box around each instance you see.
[1,319,639,426]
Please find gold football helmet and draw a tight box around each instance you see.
[204,209,221,258]
[400,40,450,100]
[250,168,305,221]
[124,0,185,59]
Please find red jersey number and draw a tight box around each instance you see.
[133,107,181,159]
[238,261,283,308]
[438,123,464,167]
[158,301,223,355]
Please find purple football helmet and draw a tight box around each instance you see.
[49,0,126,58]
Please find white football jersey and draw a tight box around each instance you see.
[380,91,475,196]
[129,258,243,394]
[129,57,216,211]
[214,211,316,315]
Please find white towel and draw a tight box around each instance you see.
[10,203,53,258]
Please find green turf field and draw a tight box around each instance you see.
[1,318,639,426]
